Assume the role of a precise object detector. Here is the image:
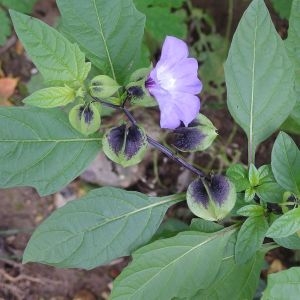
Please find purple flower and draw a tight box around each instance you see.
[146,36,202,129]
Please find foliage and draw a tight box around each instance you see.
[1,0,300,299]
[0,0,38,45]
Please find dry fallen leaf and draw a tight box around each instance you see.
[0,77,18,103]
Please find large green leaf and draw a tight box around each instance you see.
[0,0,38,13]
[262,267,300,299]
[224,0,294,163]
[0,8,11,45]
[10,10,90,87]
[235,215,269,264]
[271,132,300,195]
[0,107,101,196]
[275,233,300,249]
[270,0,293,19]
[134,0,187,42]
[110,230,232,300]
[191,234,265,300]
[266,207,300,238]
[23,188,185,269]
[285,0,300,130]
[57,0,145,84]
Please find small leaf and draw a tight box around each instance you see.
[237,205,264,217]
[262,267,300,299]
[224,0,295,162]
[23,86,75,108]
[256,164,285,203]
[153,218,189,240]
[226,164,250,192]
[267,207,300,238]
[57,0,145,84]
[235,215,269,264]
[245,187,256,202]
[271,132,300,195]
[10,10,90,87]
[189,218,223,233]
[248,164,259,187]
[110,230,232,300]
[0,107,101,196]
[69,102,101,136]
[23,188,185,269]
[102,124,148,167]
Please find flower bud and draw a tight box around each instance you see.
[102,124,148,167]
[68,102,101,136]
[89,75,120,99]
[169,114,217,152]
[187,175,236,221]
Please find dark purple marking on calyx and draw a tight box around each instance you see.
[189,178,209,208]
[79,105,94,124]
[127,86,144,98]
[209,175,230,206]
[107,124,126,154]
[124,126,145,159]
[171,127,205,151]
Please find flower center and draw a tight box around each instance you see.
[161,71,176,91]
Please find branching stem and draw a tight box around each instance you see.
[92,96,206,178]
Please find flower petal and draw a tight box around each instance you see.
[159,36,188,67]
[173,92,200,126]
[170,58,202,94]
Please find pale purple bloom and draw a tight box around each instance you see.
[146,36,202,129]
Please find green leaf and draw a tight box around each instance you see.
[285,0,300,132]
[57,0,145,84]
[266,207,300,238]
[0,8,11,45]
[274,233,300,250]
[134,0,187,42]
[256,164,285,203]
[10,10,90,87]
[0,107,101,196]
[191,234,265,300]
[110,230,232,300]
[235,216,269,264]
[23,188,185,269]
[262,267,300,299]
[0,0,38,13]
[249,163,259,187]
[23,86,75,108]
[153,218,189,240]
[270,0,293,19]
[189,218,223,233]
[224,0,295,162]
[226,164,250,192]
[271,132,300,195]
[237,204,264,217]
